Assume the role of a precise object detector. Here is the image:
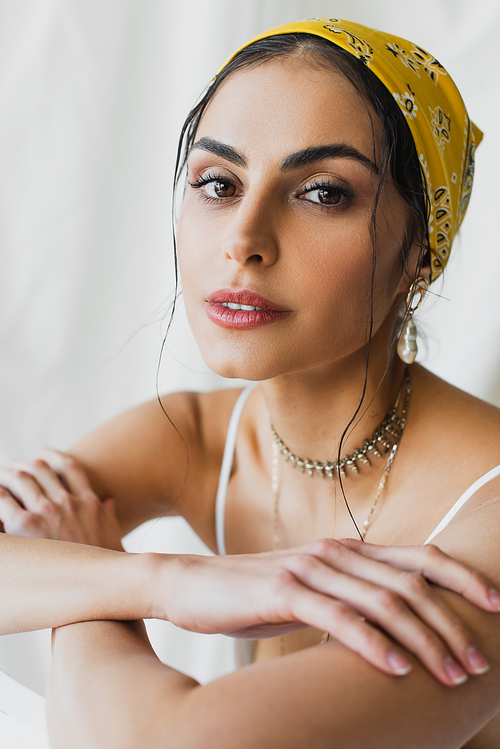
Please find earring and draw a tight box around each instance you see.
[397,277,429,364]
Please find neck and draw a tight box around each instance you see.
[261,351,406,465]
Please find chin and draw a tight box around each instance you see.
[192,317,365,382]
[199,340,291,382]
[203,355,278,382]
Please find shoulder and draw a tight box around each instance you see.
[375,366,500,547]
[407,365,500,484]
[178,388,251,546]
[69,388,246,539]
[409,366,500,571]
[413,365,500,431]
[193,386,250,451]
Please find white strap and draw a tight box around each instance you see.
[424,463,500,544]
[215,386,255,556]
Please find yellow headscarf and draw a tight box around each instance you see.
[218,18,482,279]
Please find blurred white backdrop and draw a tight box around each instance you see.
[0,0,499,696]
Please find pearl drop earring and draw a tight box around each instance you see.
[397,278,429,364]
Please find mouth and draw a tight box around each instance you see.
[205,288,289,329]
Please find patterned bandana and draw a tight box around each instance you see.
[218,19,483,279]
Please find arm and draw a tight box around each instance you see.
[1,446,499,683]
[47,596,500,749]
[0,528,495,679]
[46,507,500,749]
[1,482,499,747]
[0,534,157,634]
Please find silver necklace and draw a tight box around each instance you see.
[270,369,411,480]
[271,433,400,548]
[270,371,411,654]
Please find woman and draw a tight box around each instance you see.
[0,17,499,748]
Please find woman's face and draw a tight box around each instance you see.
[177,55,414,380]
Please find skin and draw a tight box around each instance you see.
[1,54,500,748]
[179,58,410,384]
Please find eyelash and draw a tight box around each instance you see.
[188,173,235,203]
[301,180,353,209]
[188,173,354,209]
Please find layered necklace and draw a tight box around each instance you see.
[269,368,411,655]
[270,368,411,484]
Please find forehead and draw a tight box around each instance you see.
[196,56,380,163]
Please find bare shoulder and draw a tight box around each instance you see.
[429,458,500,596]
[68,388,244,541]
[414,366,500,433]
[408,366,500,486]
[394,367,500,581]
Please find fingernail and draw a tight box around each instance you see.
[488,588,500,609]
[387,651,412,675]
[443,656,468,685]
[466,646,490,675]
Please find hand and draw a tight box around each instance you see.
[0,448,123,550]
[158,538,500,687]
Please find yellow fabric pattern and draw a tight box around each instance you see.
[218,19,483,279]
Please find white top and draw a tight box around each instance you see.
[215,386,500,669]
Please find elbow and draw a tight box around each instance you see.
[108,692,203,749]
[47,709,158,749]
[52,697,200,749]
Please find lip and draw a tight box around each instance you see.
[205,288,289,329]
[206,288,287,311]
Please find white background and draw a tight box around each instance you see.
[1,0,499,695]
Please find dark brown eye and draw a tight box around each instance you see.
[315,188,342,205]
[300,181,352,207]
[206,180,236,199]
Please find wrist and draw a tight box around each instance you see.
[142,552,184,622]
[89,549,165,622]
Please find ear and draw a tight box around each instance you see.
[396,239,432,295]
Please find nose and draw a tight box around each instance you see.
[222,194,279,267]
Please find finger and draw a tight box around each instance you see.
[275,574,413,678]
[285,552,470,686]
[38,448,96,500]
[362,565,490,678]
[0,486,25,525]
[303,539,489,677]
[0,467,50,513]
[8,459,68,504]
[338,538,500,613]
[0,487,48,538]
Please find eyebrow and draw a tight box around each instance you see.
[281,145,377,173]
[190,137,247,167]
[189,137,377,173]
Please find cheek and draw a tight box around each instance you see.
[290,219,373,307]
[294,219,403,344]
[176,206,209,298]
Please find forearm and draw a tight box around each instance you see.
[0,534,160,633]
[46,599,500,749]
[47,620,198,749]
